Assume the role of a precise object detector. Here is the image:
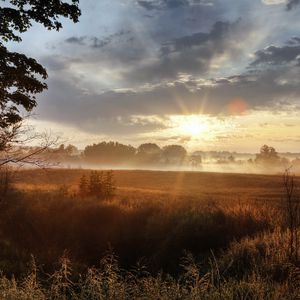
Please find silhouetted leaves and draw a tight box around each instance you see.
[0,0,81,149]
[0,0,80,42]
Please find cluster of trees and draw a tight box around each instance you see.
[83,142,188,166]
[253,145,289,166]
[84,142,136,164]
[81,142,296,168]
[11,142,300,170]
[78,171,116,199]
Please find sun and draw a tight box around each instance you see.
[174,115,210,138]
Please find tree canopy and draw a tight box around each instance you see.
[0,0,81,150]
[162,145,187,164]
[255,145,280,164]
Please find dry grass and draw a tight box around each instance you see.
[0,231,299,300]
[13,169,291,202]
[0,168,299,299]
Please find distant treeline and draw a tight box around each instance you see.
[27,142,195,167]
[83,142,189,165]
[16,142,300,168]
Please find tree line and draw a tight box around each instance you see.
[84,142,189,165]
[51,142,190,166]
[11,142,300,169]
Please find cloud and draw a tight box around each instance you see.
[124,19,249,84]
[287,37,300,45]
[65,36,87,45]
[137,0,161,10]
[287,0,300,9]
[35,59,300,137]
[91,30,131,48]
[34,33,300,138]
[261,0,300,9]
[65,30,131,49]
[56,17,250,89]
[136,0,209,10]
[262,0,286,5]
[24,0,300,139]
[251,44,300,66]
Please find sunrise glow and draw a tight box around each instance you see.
[174,115,210,138]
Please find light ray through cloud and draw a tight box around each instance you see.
[7,0,300,153]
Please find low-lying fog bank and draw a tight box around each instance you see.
[56,161,298,175]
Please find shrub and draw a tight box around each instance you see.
[78,171,116,200]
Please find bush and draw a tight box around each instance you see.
[78,171,116,200]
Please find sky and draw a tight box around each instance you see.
[8,0,300,152]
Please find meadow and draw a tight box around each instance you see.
[0,168,299,299]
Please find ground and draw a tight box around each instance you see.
[13,168,291,202]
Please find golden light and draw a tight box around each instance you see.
[172,115,210,138]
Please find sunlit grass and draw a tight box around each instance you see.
[1,168,299,299]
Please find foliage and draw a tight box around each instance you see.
[255,145,281,165]
[162,144,187,164]
[0,0,80,149]
[83,142,136,165]
[136,143,162,164]
[79,171,116,199]
[83,141,192,167]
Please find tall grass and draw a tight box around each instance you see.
[0,231,298,300]
[0,171,299,299]
[0,189,274,275]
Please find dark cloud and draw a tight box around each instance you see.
[65,36,87,45]
[251,44,300,66]
[287,37,300,45]
[58,20,245,87]
[59,2,250,87]
[136,0,204,10]
[137,0,160,10]
[65,30,131,49]
[161,21,234,54]
[125,19,247,84]
[287,0,300,10]
[91,30,131,49]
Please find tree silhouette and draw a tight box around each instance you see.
[79,171,116,200]
[190,154,202,168]
[0,0,81,150]
[162,145,187,165]
[136,143,162,164]
[255,145,280,165]
[84,142,136,165]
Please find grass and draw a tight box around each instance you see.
[0,168,299,298]
[13,169,291,201]
[0,232,298,299]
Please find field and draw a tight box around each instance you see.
[13,168,288,201]
[0,168,299,299]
